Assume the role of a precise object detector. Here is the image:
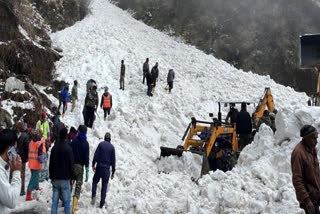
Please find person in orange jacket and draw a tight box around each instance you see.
[100,87,112,121]
[26,129,45,201]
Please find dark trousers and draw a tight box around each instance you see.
[168,81,173,92]
[103,108,111,118]
[142,72,146,84]
[58,100,67,114]
[92,167,110,208]
[85,106,95,128]
[120,76,124,90]
[147,84,153,96]
[238,134,251,151]
[300,201,320,214]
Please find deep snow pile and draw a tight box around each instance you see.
[8,0,317,213]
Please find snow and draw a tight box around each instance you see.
[7,0,316,213]
[5,77,25,92]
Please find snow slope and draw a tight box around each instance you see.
[9,0,315,213]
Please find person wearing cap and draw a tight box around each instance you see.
[100,87,113,121]
[236,102,252,151]
[91,132,116,208]
[0,129,21,212]
[120,60,125,90]
[70,125,89,214]
[36,112,51,182]
[49,127,74,214]
[256,110,272,131]
[291,125,320,214]
[71,80,78,113]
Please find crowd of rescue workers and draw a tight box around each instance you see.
[0,58,319,214]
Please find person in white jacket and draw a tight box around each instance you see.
[0,129,22,213]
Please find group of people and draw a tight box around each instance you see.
[0,112,116,214]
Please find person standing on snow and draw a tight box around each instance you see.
[0,129,22,212]
[15,122,30,196]
[58,85,69,117]
[91,132,116,209]
[143,58,149,84]
[151,62,159,92]
[235,102,252,151]
[100,87,113,121]
[70,125,89,214]
[146,70,153,97]
[71,80,78,113]
[292,125,320,214]
[120,60,125,90]
[26,129,45,201]
[83,83,99,128]
[166,69,175,94]
[49,127,74,214]
[36,111,51,182]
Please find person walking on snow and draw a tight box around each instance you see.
[100,87,113,121]
[70,125,89,214]
[50,127,74,214]
[151,62,159,92]
[120,60,125,90]
[166,69,175,94]
[292,125,320,214]
[91,132,116,209]
[71,80,78,113]
[26,129,45,201]
[0,129,22,212]
[83,83,99,128]
[36,111,51,182]
[143,58,149,84]
[59,85,69,117]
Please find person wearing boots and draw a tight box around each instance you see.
[70,125,89,214]
[100,87,113,121]
[91,132,116,208]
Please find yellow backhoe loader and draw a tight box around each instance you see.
[252,87,275,128]
[160,102,239,178]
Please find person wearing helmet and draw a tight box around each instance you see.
[91,132,116,209]
[291,125,320,214]
[100,87,113,121]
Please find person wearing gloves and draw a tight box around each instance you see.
[0,129,22,213]
[91,132,116,208]
[26,129,45,201]
[291,125,320,214]
[70,125,89,214]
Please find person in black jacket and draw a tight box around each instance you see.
[49,127,74,214]
[236,102,252,151]
[70,125,89,214]
[151,62,159,89]
[146,71,153,97]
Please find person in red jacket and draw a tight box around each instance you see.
[100,87,112,121]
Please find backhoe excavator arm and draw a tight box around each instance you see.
[253,88,275,126]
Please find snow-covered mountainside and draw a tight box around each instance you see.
[9,0,318,213]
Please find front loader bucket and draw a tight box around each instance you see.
[160,146,184,158]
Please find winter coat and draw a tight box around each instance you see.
[226,108,239,124]
[85,89,99,109]
[167,70,175,83]
[49,139,74,180]
[146,72,153,85]
[28,138,45,170]
[92,140,116,173]
[257,116,272,130]
[0,156,20,211]
[236,110,252,135]
[121,64,125,77]
[71,85,78,101]
[143,62,149,74]
[61,88,69,102]
[291,141,320,204]
[17,132,30,163]
[100,92,113,109]
[151,66,159,80]
[71,133,89,167]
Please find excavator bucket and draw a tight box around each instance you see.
[160,146,184,157]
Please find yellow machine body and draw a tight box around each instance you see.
[253,87,275,127]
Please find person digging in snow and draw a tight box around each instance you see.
[292,125,320,214]
[120,60,125,90]
[100,87,113,121]
[91,132,116,209]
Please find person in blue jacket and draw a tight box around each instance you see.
[91,132,116,209]
[58,85,69,117]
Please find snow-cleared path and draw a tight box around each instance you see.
[10,0,313,213]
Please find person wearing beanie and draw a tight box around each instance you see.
[91,132,116,208]
[35,111,51,182]
[70,125,89,214]
[49,127,74,214]
[291,125,320,214]
[100,87,113,121]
